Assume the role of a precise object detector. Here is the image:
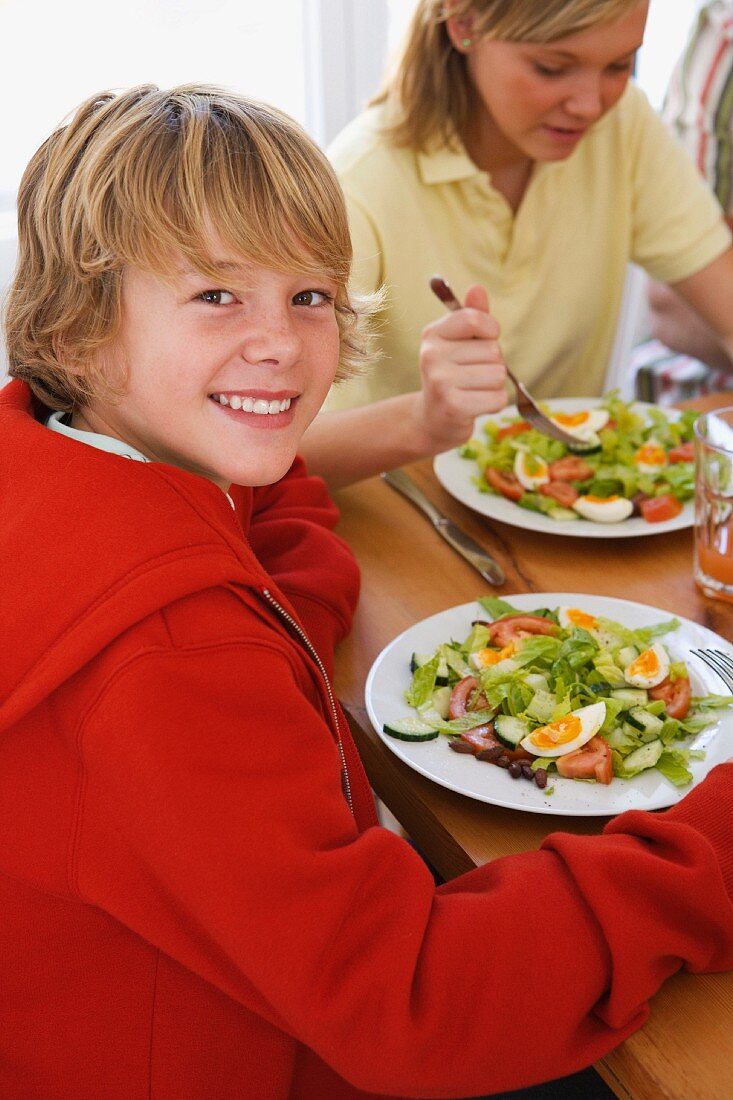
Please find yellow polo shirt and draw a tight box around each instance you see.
[327,84,731,406]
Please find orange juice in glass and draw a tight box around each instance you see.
[694,406,733,603]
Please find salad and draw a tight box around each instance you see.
[459,394,697,525]
[384,596,730,792]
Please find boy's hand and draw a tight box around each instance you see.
[411,284,509,455]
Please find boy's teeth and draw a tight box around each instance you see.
[213,394,291,414]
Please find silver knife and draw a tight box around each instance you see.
[382,469,506,586]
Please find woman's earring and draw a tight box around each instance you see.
[461,37,472,48]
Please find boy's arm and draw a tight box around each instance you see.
[245,457,360,660]
[78,635,733,1099]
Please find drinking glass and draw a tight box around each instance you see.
[694,406,733,602]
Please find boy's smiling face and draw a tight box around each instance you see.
[75,246,341,490]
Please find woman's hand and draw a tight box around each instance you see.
[410,284,509,454]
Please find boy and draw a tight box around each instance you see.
[1,83,733,1100]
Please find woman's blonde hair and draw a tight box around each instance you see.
[5,84,372,412]
[374,0,642,151]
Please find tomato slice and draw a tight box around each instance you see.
[460,724,500,753]
[485,467,524,502]
[497,421,531,441]
[639,494,683,524]
[548,456,595,482]
[668,442,695,464]
[539,480,579,507]
[448,675,489,718]
[649,675,691,719]
[488,614,558,648]
[556,736,613,784]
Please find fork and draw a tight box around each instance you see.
[429,275,588,450]
[691,648,733,693]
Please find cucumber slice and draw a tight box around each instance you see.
[546,506,579,522]
[622,738,663,774]
[617,645,639,669]
[611,687,649,707]
[625,707,665,737]
[411,652,449,686]
[383,717,439,742]
[494,714,531,748]
[422,686,451,721]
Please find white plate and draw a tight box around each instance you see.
[433,398,693,538]
[366,593,732,816]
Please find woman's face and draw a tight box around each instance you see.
[451,2,649,167]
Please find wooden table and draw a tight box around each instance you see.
[332,392,733,1100]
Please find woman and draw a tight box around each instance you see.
[301,0,733,487]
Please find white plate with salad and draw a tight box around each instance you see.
[365,593,733,816]
[433,397,696,538]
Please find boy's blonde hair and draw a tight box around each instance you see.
[374,0,642,151]
[5,85,370,412]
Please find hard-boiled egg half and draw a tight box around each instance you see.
[558,607,600,631]
[514,450,550,490]
[572,495,634,523]
[623,643,669,688]
[550,408,609,445]
[634,440,667,476]
[469,642,516,669]
[520,701,606,758]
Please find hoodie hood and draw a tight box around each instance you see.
[0,380,271,733]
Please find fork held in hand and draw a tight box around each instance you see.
[429,275,586,449]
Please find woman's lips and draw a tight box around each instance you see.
[543,124,587,143]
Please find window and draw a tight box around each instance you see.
[0,0,308,213]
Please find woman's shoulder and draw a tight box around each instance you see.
[591,82,665,146]
[328,103,411,177]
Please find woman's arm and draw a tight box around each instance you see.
[301,285,509,489]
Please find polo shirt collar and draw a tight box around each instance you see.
[417,140,481,185]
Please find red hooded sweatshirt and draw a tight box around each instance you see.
[1,378,733,1100]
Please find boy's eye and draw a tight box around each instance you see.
[199,289,236,305]
[292,289,334,307]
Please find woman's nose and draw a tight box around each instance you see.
[564,75,604,122]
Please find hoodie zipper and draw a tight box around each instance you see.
[259,587,353,815]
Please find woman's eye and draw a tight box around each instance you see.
[199,289,236,306]
[534,63,565,78]
[292,289,334,307]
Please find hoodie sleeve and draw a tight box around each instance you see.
[74,609,733,1099]
[242,457,360,665]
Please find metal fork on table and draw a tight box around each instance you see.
[692,648,733,693]
[429,275,588,450]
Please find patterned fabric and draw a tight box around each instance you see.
[663,1,733,214]
[631,338,728,405]
[632,2,733,402]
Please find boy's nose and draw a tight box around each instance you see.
[239,309,302,368]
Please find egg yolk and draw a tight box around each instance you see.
[475,642,516,666]
[584,495,619,504]
[627,648,661,679]
[530,714,582,749]
[634,443,666,467]
[553,412,591,428]
[566,609,598,630]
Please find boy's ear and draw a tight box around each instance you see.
[444,5,477,52]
